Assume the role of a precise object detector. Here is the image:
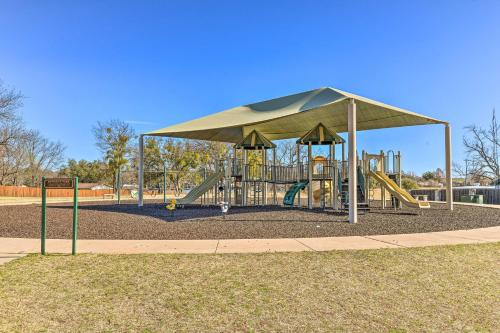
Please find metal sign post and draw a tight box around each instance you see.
[72,177,79,255]
[41,177,47,255]
[163,164,167,204]
[41,177,79,255]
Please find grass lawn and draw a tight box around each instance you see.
[0,243,498,332]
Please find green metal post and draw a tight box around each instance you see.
[41,177,46,255]
[72,177,79,255]
[117,168,121,205]
[163,164,167,204]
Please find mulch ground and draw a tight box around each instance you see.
[0,201,499,240]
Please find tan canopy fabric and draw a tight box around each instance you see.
[147,87,446,143]
[297,122,344,145]
[234,130,276,150]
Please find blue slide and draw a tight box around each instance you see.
[283,181,309,206]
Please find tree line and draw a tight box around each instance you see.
[0,81,65,186]
[453,109,499,184]
[3,79,498,190]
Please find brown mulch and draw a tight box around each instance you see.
[0,201,499,240]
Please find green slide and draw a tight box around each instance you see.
[283,181,309,206]
[176,172,223,205]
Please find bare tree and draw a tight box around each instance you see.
[0,81,24,149]
[0,133,29,185]
[461,109,500,181]
[0,81,23,123]
[23,130,65,186]
[453,159,485,185]
[0,81,27,185]
[275,140,299,166]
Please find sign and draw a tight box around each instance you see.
[41,176,79,255]
[44,178,74,189]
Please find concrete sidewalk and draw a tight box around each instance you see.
[0,253,26,265]
[0,226,498,256]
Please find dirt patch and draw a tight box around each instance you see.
[0,201,499,240]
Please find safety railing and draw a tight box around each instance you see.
[226,159,342,182]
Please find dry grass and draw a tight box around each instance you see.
[0,243,499,332]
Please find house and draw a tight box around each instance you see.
[78,183,113,190]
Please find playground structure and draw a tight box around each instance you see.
[138,87,453,223]
[167,133,427,213]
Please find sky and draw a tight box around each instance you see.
[0,0,499,175]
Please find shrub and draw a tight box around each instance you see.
[422,171,436,181]
[402,178,418,190]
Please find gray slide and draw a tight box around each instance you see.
[176,172,223,205]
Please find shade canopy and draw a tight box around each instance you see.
[297,122,344,145]
[147,87,446,143]
[234,130,276,150]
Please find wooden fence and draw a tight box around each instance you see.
[0,185,129,198]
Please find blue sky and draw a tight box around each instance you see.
[1,0,499,174]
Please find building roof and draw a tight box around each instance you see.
[147,87,446,143]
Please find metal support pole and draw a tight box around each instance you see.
[445,124,454,210]
[163,164,167,204]
[380,150,385,209]
[329,144,334,208]
[320,180,325,209]
[296,144,301,207]
[138,134,144,207]
[263,148,267,205]
[117,168,121,205]
[215,161,219,204]
[342,141,346,179]
[272,147,277,205]
[253,181,257,206]
[242,149,247,206]
[308,142,313,209]
[333,160,338,211]
[72,177,79,255]
[363,151,369,206]
[41,177,46,255]
[224,156,230,206]
[398,151,402,208]
[348,99,357,224]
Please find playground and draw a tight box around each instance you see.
[137,88,451,220]
[1,88,499,333]
[2,87,496,242]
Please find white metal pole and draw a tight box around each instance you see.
[398,150,402,208]
[348,99,357,223]
[308,142,313,209]
[296,143,301,207]
[138,134,144,207]
[272,147,277,205]
[380,150,385,209]
[341,141,346,179]
[363,150,369,206]
[242,149,247,206]
[263,148,267,205]
[445,124,454,210]
[329,144,334,208]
